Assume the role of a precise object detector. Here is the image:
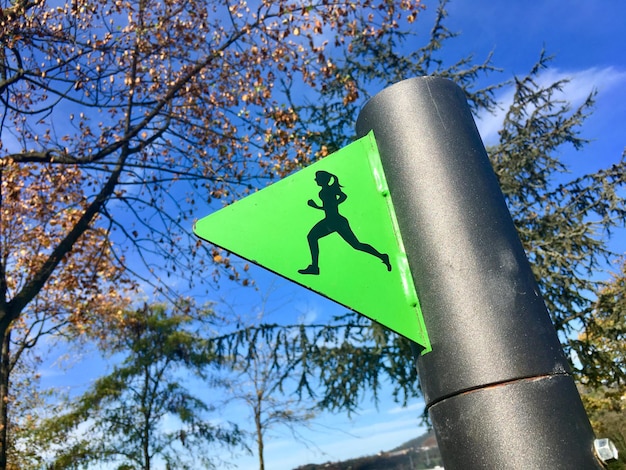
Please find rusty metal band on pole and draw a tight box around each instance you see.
[356,77,602,469]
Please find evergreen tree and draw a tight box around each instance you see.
[579,259,625,469]
[1,0,428,462]
[33,304,242,469]
[4,0,624,464]
[216,0,626,416]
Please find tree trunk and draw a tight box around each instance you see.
[142,365,151,470]
[0,167,9,470]
[0,327,11,470]
[255,398,264,470]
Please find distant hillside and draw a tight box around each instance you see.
[391,430,439,453]
[293,430,443,470]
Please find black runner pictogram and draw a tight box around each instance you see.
[298,170,392,275]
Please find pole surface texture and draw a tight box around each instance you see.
[356,77,602,469]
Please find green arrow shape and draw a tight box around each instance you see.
[194,132,430,352]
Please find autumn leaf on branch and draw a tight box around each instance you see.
[1,0,429,465]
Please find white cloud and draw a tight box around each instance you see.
[475,66,626,145]
[251,405,427,470]
[388,401,425,414]
[286,418,425,466]
[348,416,423,437]
[297,305,319,324]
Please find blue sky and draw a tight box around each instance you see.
[38,0,626,469]
[226,2,626,468]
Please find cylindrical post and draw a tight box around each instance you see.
[356,77,601,469]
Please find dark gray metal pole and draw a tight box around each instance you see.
[356,77,602,469]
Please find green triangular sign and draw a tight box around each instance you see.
[194,132,430,352]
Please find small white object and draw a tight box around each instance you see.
[594,438,619,463]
